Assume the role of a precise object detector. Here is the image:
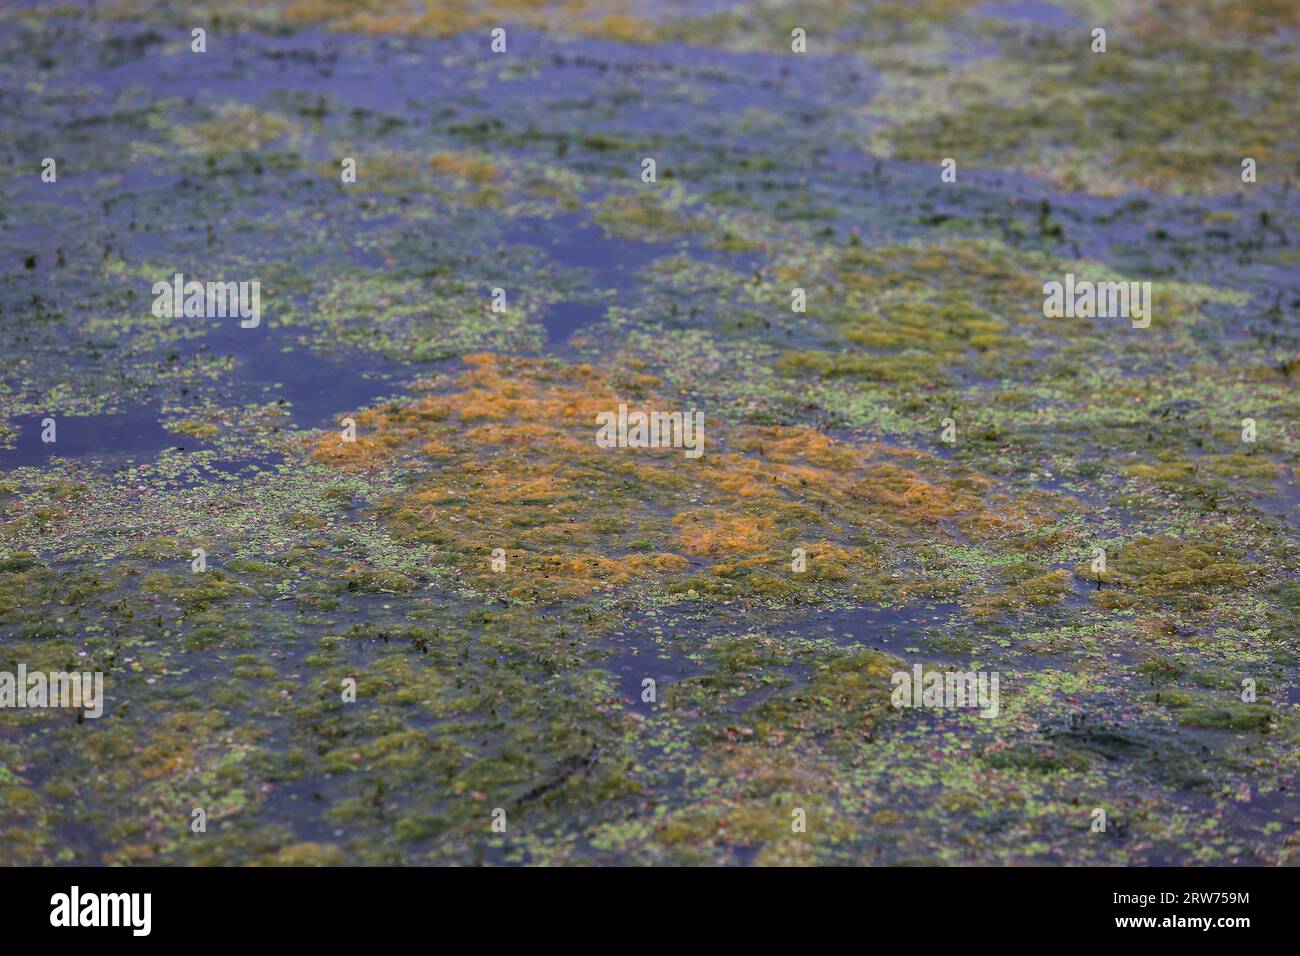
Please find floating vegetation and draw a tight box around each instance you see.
[0,1,1296,868]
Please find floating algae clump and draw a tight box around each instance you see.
[1072,535,1256,610]
[311,353,1069,605]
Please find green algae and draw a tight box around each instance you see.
[0,2,1297,869]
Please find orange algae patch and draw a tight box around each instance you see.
[570,11,656,44]
[277,0,657,42]
[674,512,774,558]
[429,150,498,184]
[309,354,1070,601]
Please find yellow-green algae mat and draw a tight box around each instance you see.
[0,0,1297,864]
